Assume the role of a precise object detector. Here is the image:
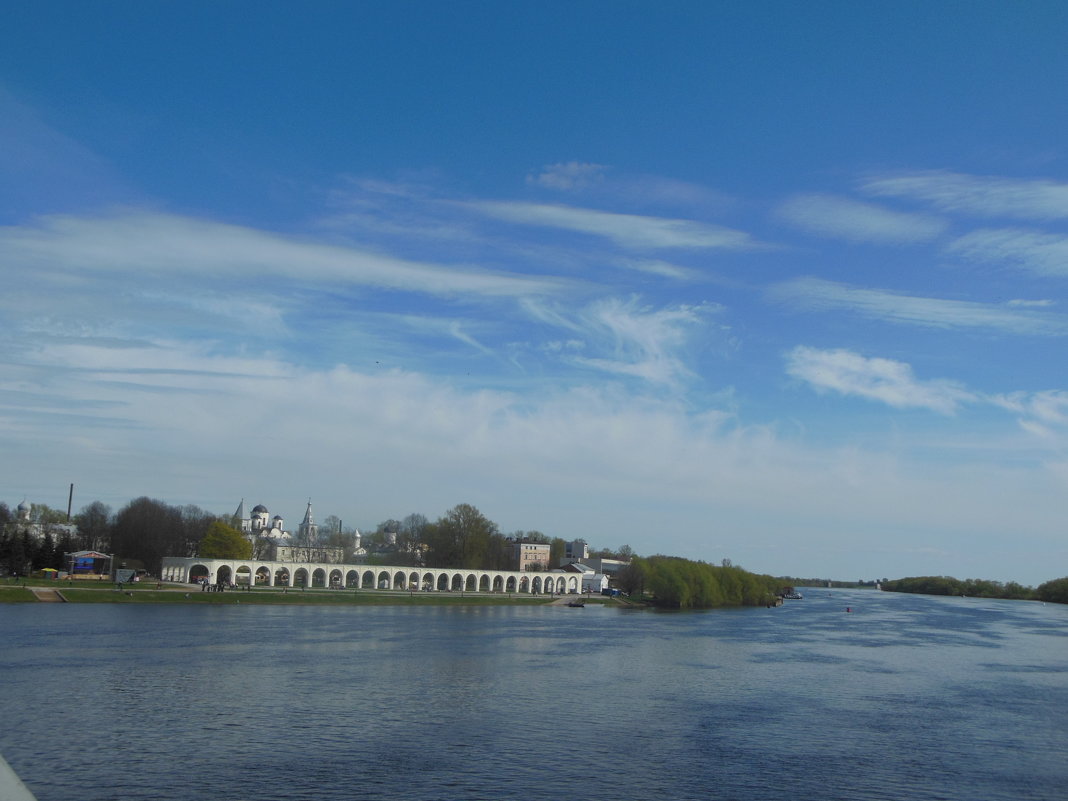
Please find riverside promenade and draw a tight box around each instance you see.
[161,555,584,595]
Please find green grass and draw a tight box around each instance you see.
[0,586,37,602]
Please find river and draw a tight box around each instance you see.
[0,588,1065,800]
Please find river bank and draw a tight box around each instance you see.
[0,579,629,606]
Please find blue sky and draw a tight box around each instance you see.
[3,2,1068,584]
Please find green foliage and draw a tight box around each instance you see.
[74,501,111,551]
[423,503,500,569]
[1036,577,1068,604]
[549,537,566,566]
[198,521,252,559]
[629,555,779,608]
[881,576,1039,601]
[31,504,69,524]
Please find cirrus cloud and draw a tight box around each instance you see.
[862,170,1068,220]
[786,346,976,414]
[777,193,947,244]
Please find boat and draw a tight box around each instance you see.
[566,600,585,607]
[783,591,803,600]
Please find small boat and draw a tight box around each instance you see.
[566,600,585,607]
[783,591,803,600]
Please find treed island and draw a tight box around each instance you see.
[2,495,1066,607]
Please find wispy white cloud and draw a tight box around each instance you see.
[788,346,1068,447]
[947,228,1068,277]
[0,212,566,298]
[770,277,1067,335]
[990,390,1068,441]
[570,297,721,385]
[786,346,976,414]
[525,162,732,212]
[526,161,608,191]
[777,193,947,244]
[464,201,757,251]
[620,259,697,280]
[862,170,1068,220]
[1006,298,1055,308]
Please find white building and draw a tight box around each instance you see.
[233,499,344,563]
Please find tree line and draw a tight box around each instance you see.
[0,497,635,577]
[880,575,1068,604]
[0,498,228,576]
[614,555,782,608]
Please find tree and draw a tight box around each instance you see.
[1036,577,1068,605]
[616,561,644,595]
[111,497,185,575]
[199,521,252,559]
[31,504,69,524]
[629,555,779,609]
[74,501,111,551]
[36,530,58,570]
[549,537,566,567]
[321,515,347,548]
[179,505,217,557]
[0,530,32,576]
[424,504,499,569]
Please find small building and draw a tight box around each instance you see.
[561,561,609,593]
[564,540,589,561]
[511,538,550,571]
[574,557,629,577]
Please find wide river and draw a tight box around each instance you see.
[0,588,1065,800]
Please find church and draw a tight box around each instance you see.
[232,499,345,563]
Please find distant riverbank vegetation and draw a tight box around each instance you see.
[881,575,1068,605]
[616,556,782,609]
[0,497,634,579]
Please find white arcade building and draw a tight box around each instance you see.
[160,557,581,595]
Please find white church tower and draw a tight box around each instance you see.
[298,500,318,542]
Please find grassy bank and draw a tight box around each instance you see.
[0,586,37,602]
[2,579,570,605]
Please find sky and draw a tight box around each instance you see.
[2,2,1068,585]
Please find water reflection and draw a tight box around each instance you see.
[0,590,1065,800]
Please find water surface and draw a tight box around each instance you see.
[1,589,1065,800]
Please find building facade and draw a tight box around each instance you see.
[512,539,551,571]
[233,499,344,563]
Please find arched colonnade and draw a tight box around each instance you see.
[160,557,580,594]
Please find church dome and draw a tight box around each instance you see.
[251,504,268,514]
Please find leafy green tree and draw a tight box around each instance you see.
[179,505,217,557]
[549,537,566,566]
[1036,577,1068,604]
[424,504,499,569]
[628,555,778,608]
[0,530,32,576]
[74,501,111,551]
[31,504,69,524]
[616,560,644,595]
[36,530,58,571]
[1001,581,1034,600]
[198,521,252,559]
